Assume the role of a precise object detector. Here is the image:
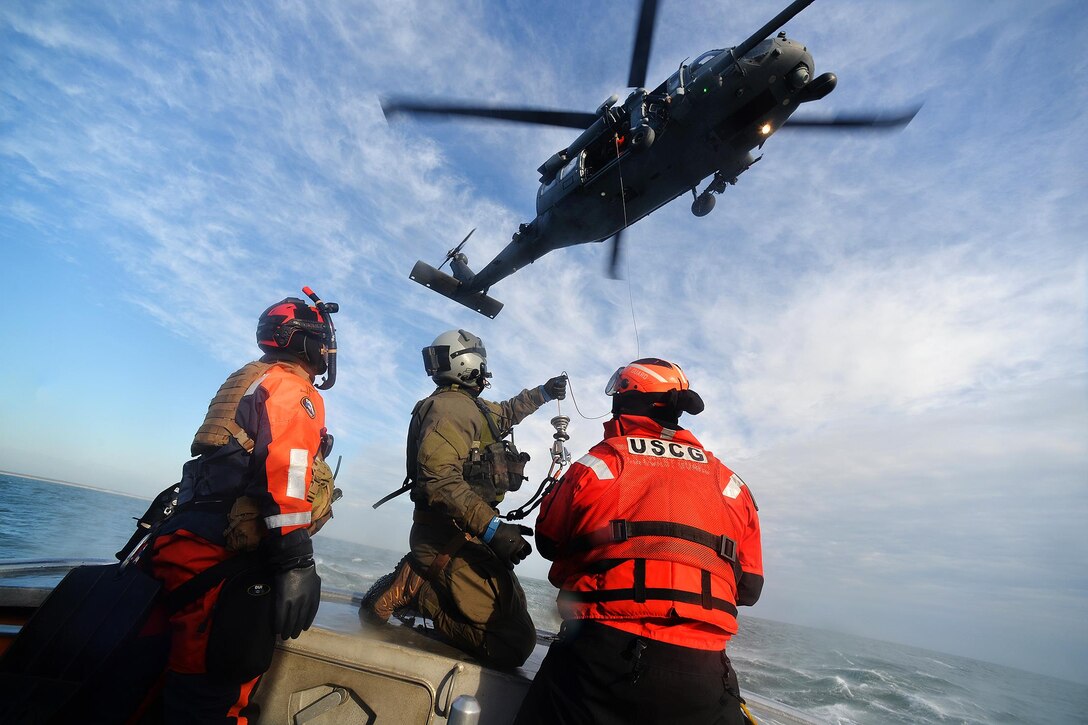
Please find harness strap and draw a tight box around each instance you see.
[557,587,739,617]
[162,552,263,613]
[404,398,430,484]
[472,397,504,442]
[567,519,738,562]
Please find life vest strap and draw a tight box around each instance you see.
[162,551,263,613]
[633,558,647,603]
[568,519,738,562]
[557,586,739,617]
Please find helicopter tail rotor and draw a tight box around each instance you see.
[439,228,476,271]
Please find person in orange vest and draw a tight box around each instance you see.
[145,289,340,724]
[514,358,763,725]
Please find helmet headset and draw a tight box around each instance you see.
[423,329,492,390]
[256,286,339,389]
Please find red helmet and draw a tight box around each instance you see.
[605,358,690,396]
[256,288,339,388]
[257,298,327,351]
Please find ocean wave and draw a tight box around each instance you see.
[4,476,1085,725]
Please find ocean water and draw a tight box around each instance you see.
[1,473,1084,724]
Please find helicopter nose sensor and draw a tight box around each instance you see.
[787,64,811,90]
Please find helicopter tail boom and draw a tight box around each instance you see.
[409,260,504,318]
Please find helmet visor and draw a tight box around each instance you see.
[604,367,625,396]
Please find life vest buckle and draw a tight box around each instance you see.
[610,519,629,542]
[718,535,737,562]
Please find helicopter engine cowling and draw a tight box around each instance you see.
[596,94,620,116]
[538,150,570,182]
[795,72,837,103]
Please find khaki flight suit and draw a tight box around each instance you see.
[408,383,546,668]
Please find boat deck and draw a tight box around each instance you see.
[0,560,816,724]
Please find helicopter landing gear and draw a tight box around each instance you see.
[631,124,656,150]
[691,190,715,217]
[691,171,737,217]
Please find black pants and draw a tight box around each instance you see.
[514,621,748,725]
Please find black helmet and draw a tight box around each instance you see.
[256,287,339,389]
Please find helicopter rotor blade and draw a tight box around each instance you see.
[781,106,921,130]
[607,228,625,280]
[382,98,596,129]
[734,0,817,61]
[627,0,660,89]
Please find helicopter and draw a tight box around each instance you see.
[388,0,919,318]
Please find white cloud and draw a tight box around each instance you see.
[3,0,1087,683]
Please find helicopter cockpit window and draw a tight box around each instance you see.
[744,39,774,64]
[690,50,722,75]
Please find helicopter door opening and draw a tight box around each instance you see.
[583,130,629,179]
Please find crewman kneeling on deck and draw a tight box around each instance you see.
[514,359,764,725]
[362,328,566,669]
[146,290,341,724]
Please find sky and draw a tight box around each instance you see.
[2,0,1086,684]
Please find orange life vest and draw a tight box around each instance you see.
[550,423,750,639]
[173,359,325,543]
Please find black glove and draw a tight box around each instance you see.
[487,523,533,569]
[543,375,568,401]
[274,561,321,640]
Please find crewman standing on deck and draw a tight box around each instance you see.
[361,328,567,669]
[515,358,763,725]
[146,289,341,724]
